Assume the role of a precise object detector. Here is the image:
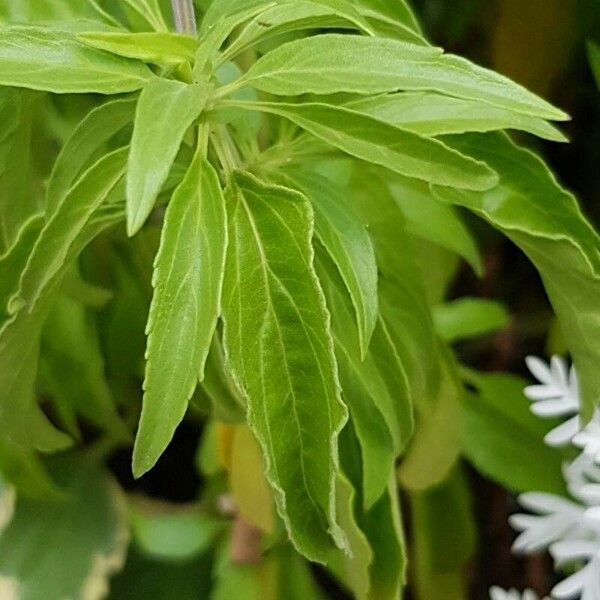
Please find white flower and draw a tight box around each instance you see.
[550,540,600,599]
[525,356,580,446]
[509,493,588,553]
[489,587,544,600]
[574,410,600,464]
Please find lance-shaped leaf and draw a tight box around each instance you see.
[316,249,412,507]
[221,0,373,61]
[132,155,228,478]
[77,31,199,65]
[9,147,128,315]
[386,174,483,275]
[349,92,567,142]
[351,0,422,32]
[0,26,153,94]
[239,34,568,121]
[126,78,208,236]
[46,97,136,213]
[433,297,509,342]
[0,454,128,600]
[228,100,497,191]
[410,468,476,600]
[280,170,378,357]
[461,370,566,494]
[122,0,168,31]
[432,132,600,417]
[220,172,348,562]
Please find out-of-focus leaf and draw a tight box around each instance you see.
[461,370,566,494]
[130,496,221,561]
[10,147,128,315]
[0,453,128,600]
[398,345,463,491]
[229,425,275,534]
[589,42,600,90]
[410,468,476,600]
[46,97,135,213]
[433,298,509,342]
[387,174,483,275]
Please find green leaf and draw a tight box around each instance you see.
[195,334,246,423]
[0,26,153,94]
[220,172,347,562]
[387,174,483,275]
[77,31,198,65]
[588,41,600,90]
[410,468,476,600]
[121,0,168,31]
[238,34,568,121]
[433,297,509,342]
[0,454,128,600]
[280,170,378,357]
[221,0,373,61]
[317,251,402,508]
[349,92,567,141]
[347,166,441,411]
[351,0,421,32]
[132,155,227,477]
[130,497,221,561]
[432,132,600,418]
[327,473,373,599]
[317,250,412,507]
[46,97,136,214]
[461,370,566,494]
[229,100,498,191]
[0,215,43,325]
[40,294,129,440]
[0,90,39,252]
[109,548,213,600]
[9,147,128,315]
[398,345,463,491]
[126,78,209,235]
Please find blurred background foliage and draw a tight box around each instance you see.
[407,0,600,596]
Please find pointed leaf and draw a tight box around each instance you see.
[239,34,568,121]
[281,170,378,357]
[133,155,227,477]
[229,100,497,191]
[10,147,128,315]
[221,172,347,562]
[349,92,567,141]
[432,132,600,417]
[126,78,209,235]
[46,97,136,213]
[77,31,198,65]
[0,26,153,94]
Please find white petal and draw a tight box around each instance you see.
[526,356,553,384]
[531,399,578,417]
[551,356,569,389]
[552,566,588,598]
[545,417,580,446]
[525,384,565,401]
[550,539,598,564]
[518,493,579,514]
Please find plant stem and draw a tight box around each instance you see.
[171,0,197,35]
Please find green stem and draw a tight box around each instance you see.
[171,0,197,35]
